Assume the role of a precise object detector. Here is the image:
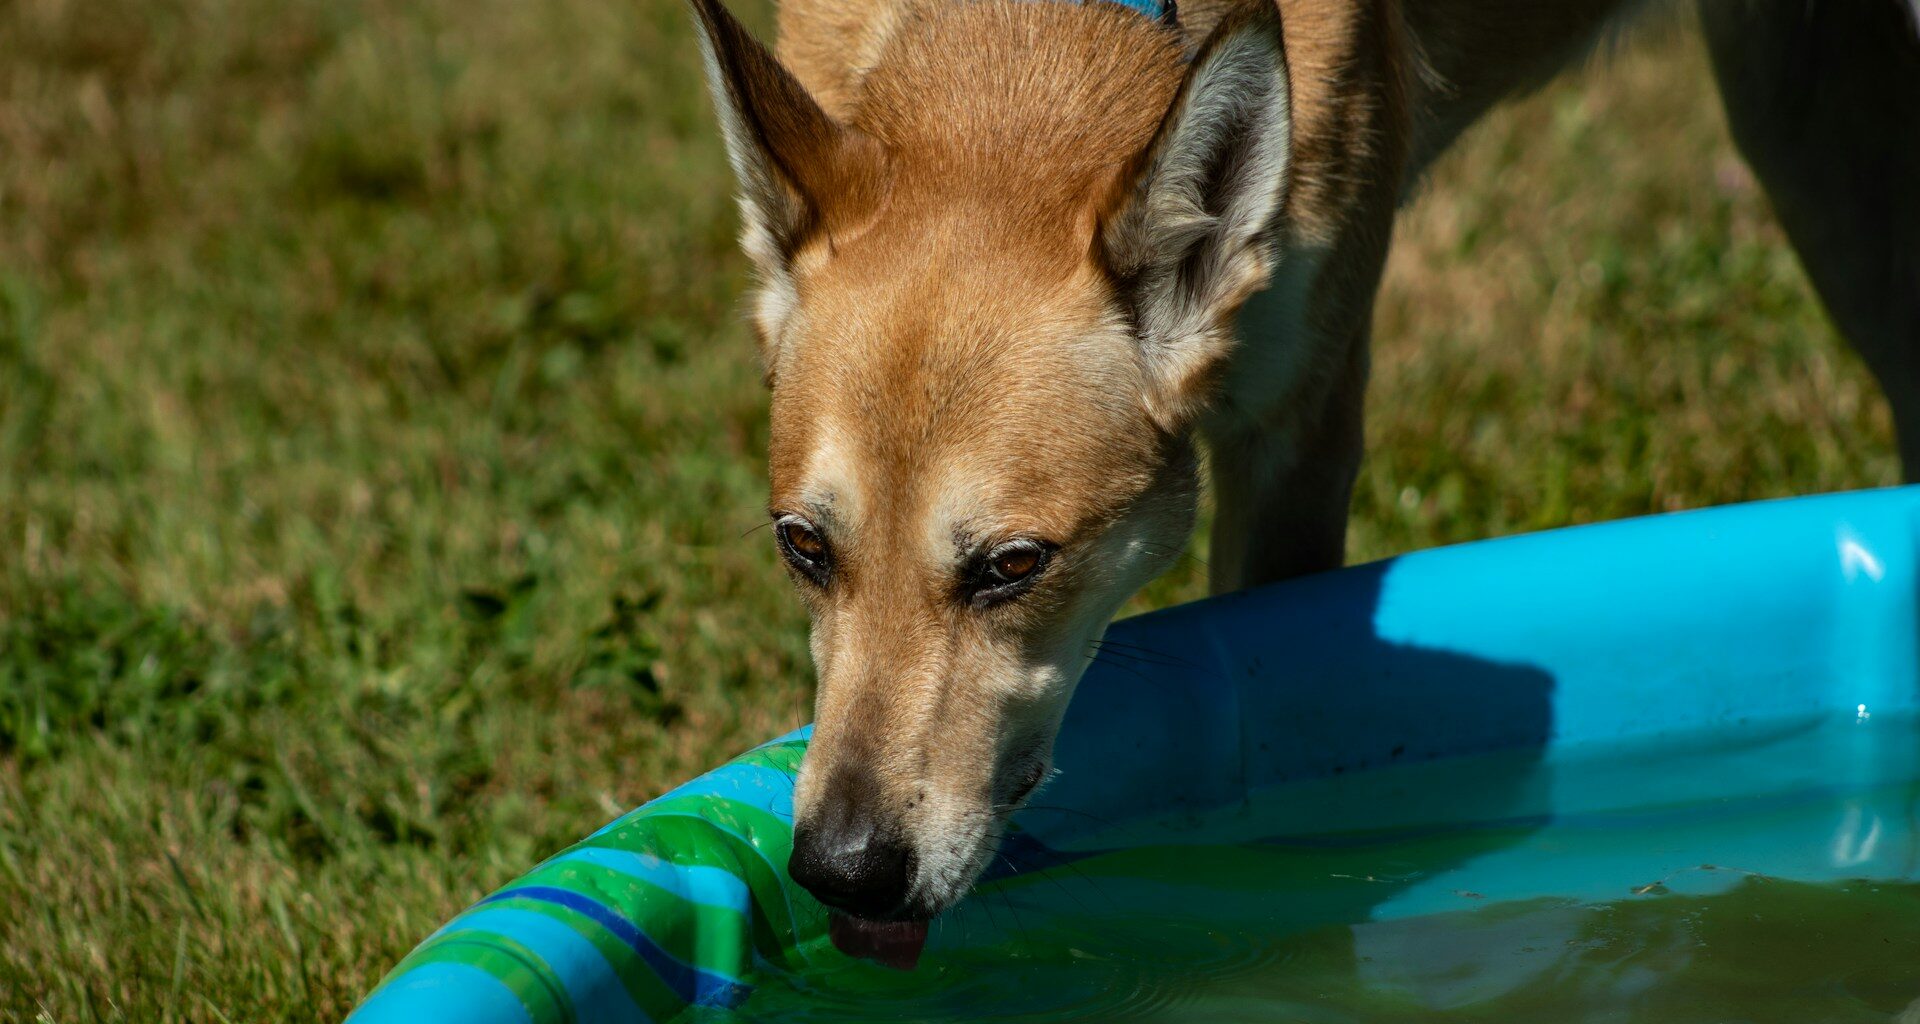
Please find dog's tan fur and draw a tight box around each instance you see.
[692,0,1920,921]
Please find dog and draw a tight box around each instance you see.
[688,0,1920,966]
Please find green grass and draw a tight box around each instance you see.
[0,0,1898,1019]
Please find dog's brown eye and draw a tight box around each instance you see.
[783,521,825,561]
[775,515,831,585]
[970,540,1053,604]
[992,548,1041,582]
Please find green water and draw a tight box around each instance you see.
[728,873,1920,1023]
[719,715,1920,1023]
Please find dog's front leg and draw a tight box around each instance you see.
[1203,273,1372,593]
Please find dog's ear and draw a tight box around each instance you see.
[1100,2,1291,429]
[690,0,886,371]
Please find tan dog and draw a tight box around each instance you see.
[689,0,1920,964]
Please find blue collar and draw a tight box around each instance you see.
[1094,0,1176,27]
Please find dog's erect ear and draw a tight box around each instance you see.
[689,0,886,367]
[1100,2,1291,429]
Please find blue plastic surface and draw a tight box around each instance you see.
[1068,487,1914,795]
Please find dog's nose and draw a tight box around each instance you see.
[789,775,914,918]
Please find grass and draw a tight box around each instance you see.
[0,0,1897,1019]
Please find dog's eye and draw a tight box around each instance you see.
[783,521,825,561]
[990,547,1042,583]
[775,516,831,584]
[970,540,1053,604]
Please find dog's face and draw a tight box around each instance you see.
[765,224,1202,925]
[692,0,1292,954]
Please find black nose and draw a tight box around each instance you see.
[788,774,915,918]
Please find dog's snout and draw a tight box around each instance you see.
[790,823,914,918]
[789,773,915,918]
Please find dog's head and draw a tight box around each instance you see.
[691,0,1291,955]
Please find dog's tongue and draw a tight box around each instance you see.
[828,913,929,970]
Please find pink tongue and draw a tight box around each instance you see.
[828,913,930,971]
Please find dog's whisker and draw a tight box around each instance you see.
[1086,642,1196,672]
[1084,646,1172,671]
[1083,651,1171,689]
[1089,637,1198,662]
[1040,857,1121,914]
[996,884,1031,936]
[1090,640,1229,682]
[1010,804,1130,833]
[971,877,1006,936]
[1087,639,1184,661]
[1139,542,1211,572]
[1007,856,1099,912]
[1089,639,1215,676]
[993,846,1113,917]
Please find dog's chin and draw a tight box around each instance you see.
[828,912,931,970]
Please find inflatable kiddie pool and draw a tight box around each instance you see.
[348,488,1920,1023]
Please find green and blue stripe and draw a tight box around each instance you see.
[349,728,824,1024]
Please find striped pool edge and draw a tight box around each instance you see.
[348,730,825,1024]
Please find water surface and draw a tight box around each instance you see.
[723,713,1920,1022]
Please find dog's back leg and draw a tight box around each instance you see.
[1699,0,1920,478]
